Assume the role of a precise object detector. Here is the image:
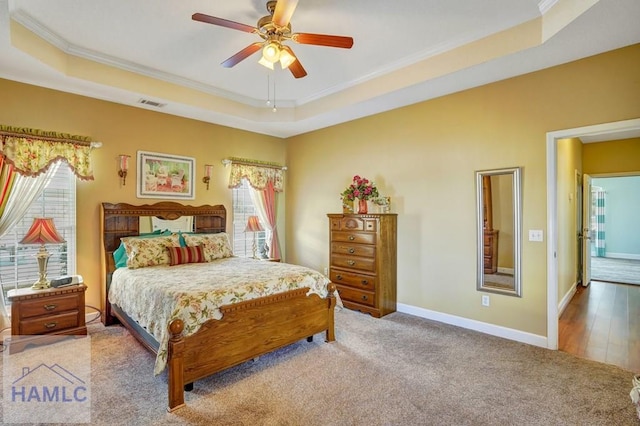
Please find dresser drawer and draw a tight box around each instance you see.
[331,231,376,245]
[19,311,79,335]
[331,242,375,258]
[330,269,376,290]
[331,254,376,273]
[18,294,79,319]
[331,217,378,232]
[336,285,375,307]
[483,244,493,256]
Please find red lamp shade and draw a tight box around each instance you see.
[245,216,264,233]
[20,218,65,245]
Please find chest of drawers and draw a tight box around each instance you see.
[7,284,87,352]
[328,213,397,318]
[483,229,499,274]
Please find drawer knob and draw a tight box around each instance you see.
[347,260,355,266]
[348,248,355,254]
[361,280,369,285]
[44,322,58,329]
[336,275,343,280]
[361,295,368,301]
[43,304,57,311]
[348,235,355,241]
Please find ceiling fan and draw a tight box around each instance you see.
[192,0,354,79]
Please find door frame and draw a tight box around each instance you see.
[546,117,640,350]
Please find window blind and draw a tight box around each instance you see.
[0,161,76,301]
[231,179,267,257]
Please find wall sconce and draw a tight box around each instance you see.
[118,154,130,186]
[202,164,213,190]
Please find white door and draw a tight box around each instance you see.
[581,174,592,287]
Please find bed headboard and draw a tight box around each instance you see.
[100,201,226,325]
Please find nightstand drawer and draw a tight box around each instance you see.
[330,269,376,290]
[335,285,375,307]
[19,294,79,319]
[19,311,79,335]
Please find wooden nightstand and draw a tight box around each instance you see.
[7,284,87,352]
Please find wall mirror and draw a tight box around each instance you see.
[476,167,522,296]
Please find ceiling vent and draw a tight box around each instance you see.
[138,98,166,108]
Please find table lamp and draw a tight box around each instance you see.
[20,217,66,290]
[245,215,263,259]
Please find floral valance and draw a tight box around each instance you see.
[227,157,285,192]
[0,125,96,180]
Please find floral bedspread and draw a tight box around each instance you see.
[108,257,331,374]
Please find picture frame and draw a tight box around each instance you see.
[136,151,195,199]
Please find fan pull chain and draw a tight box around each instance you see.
[272,80,277,113]
[266,75,271,106]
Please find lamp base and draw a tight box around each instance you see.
[32,245,52,290]
[31,278,51,291]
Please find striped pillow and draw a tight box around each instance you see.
[168,245,205,266]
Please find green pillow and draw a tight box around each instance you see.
[112,230,170,268]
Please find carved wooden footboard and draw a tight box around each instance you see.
[100,202,336,411]
[167,285,336,411]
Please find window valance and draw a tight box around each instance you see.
[225,157,285,192]
[0,125,98,180]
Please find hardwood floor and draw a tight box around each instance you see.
[559,280,640,373]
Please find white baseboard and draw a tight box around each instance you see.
[603,252,640,260]
[396,303,548,348]
[497,267,514,275]
[558,283,577,317]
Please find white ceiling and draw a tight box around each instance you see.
[0,0,639,138]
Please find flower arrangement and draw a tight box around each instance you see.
[341,175,379,201]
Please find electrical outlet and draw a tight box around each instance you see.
[481,295,490,307]
[323,267,328,276]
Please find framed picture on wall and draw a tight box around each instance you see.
[136,151,195,199]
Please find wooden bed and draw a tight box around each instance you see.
[100,201,336,411]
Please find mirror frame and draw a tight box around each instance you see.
[476,167,522,297]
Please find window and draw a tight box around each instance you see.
[0,161,76,303]
[231,179,267,258]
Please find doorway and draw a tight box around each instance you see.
[546,117,640,351]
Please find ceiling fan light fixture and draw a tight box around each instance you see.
[262,42,281,63]
[279,48,296,69]
[258,56,275,70]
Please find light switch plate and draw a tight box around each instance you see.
[528,229,544,242]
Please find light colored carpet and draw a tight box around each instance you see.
[4,308,638,425]
[591,257,640,285]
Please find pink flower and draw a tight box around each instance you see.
[340,175,380,202]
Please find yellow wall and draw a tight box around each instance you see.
[582,137,640,174]
[557,138,583,302]
[491,174,514,269]
[285,44,640,337]
[0,79,285,310]
[1,43,639,339]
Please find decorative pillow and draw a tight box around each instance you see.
[182,233,233,262]
[122,234,181,269]
[167,245,205,266]
[113,230,171,268]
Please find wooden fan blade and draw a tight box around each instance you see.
[221,42,263,68]
[192,13,257,34]
[282,46,307,79]
[273,0,299,27]
[292,33,353,49]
